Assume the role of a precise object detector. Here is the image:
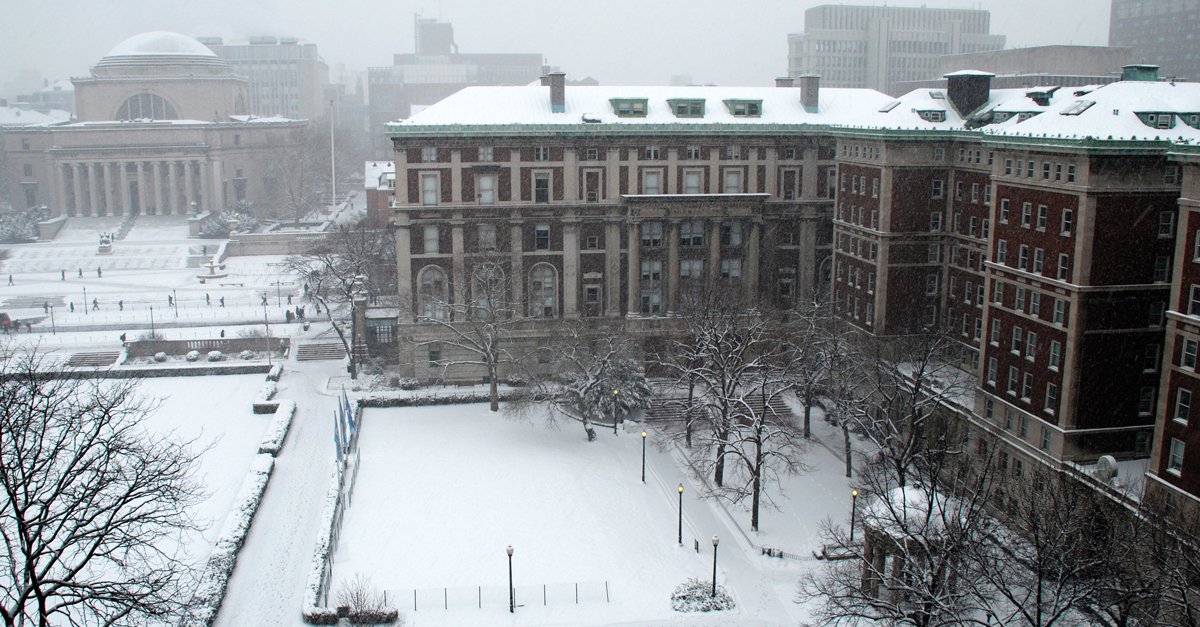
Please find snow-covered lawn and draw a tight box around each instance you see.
[133,375,272,566]
[331,404,715,625]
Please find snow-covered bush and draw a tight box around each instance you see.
[336,573,402,625]
[670,578,736,613]
[185,350,201,362]
[239,350,254,360]
[267,363,283,381]
[206,350,225,362]
[153,351,168,362]
[182,454,275,626]
[252,381,280,414]
[397,377,420,391]
[139,330,164,341]
[258,400,296,456]
[505,373,529,387]
[303,464,346,623]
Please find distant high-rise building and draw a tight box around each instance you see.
[1109,0,1200,81]
[199,36,330,120]
[788,4,1005,95]
[367,15,544,158]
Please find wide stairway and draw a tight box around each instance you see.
[65,351,121,367]
[646,395,793,424]
[294,341,347,361]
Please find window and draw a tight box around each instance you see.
[1146,343,1161,371]
[680,259,703,280]
[670,99,705,117]
[1022,374,1033,401]
[585,235,600,250]
[933,146,945,161]
[641,289,662,315]
[1156,256,1171,283]
[1011,326,1023,353]
[872,178,879,198]
[1167,165,1182,184]
[478,224,497,250]
[987,357,998,385]
[428,344,441,366]
[723,170,743,193]
[1018,245,1029,270]
[1027,161,1035,177]
[611,99,647,117]
[1054,298,1067,324]
[1049,340,1061,370]
[725,100,762,117]
[116,93,178,120]
[530,264,557,318]
[421,173,439,206]
[1016,287,1026,311]
[1176,389,1192,423]
[1057,254,1070,281]
[928,243,941,263]
[993,280,1004,303]
[534,173,550,203]
[931,179,944,198]
[1036,205,1048,230]
[1033,249,1045,273]
[643,170,662,195]
[1004,158,1013,175]
[725,145,742,159]
[1168,438,1185,475]
[999,199,1010,223]
[930,212,943,231]
[1185,339,1199,369]
[720,221,742,247]
[1045,384,1058,414]
[684,170,703,194]
[477,173,496,204]
[955,181,964,201]
[783,146,796,159]
[985,186,992,206]
[644,145,661,160]
[1067,164,1077,182]
[971,183,980,203]
[1191,285,1200,316]
[990,319,1001,344]
[1041,425,1052,449]
[686,145,702,160]
[681,220,704,246]
[534,224,550,250]
[1061,208,1073,234]
[423,225,440,254]
[997,240,1008,264]
[1021,202,1033,227]
[421,146,438,162]
[1160,211,1176,237]
[1026,331,1038,361]
[418,266,448,320]
[479,146,494,161]
[1008,366,1019,395]
[1139,387,1155,415]
[640,260,663,281]
[926,274,939,295]
[720,258,742,279]
[22,164,32,177]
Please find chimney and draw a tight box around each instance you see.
[548,71,566,113]
[944,70,994,116]
[798,74,820,112]
[1122,64,1160,82]
[539,75,551,86]
[775,76,795,88]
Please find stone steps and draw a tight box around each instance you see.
[294,341,346,361]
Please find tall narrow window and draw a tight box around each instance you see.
[643,170,661,195]
[478,224,497,250]
[423,225,440,254]
[477,173,496,204]
[530,264,557,318]
[418,266,448,320]
[723,170,742,194]
[534,224,550,250]
[534,173,550,203]
[421,173,439,206]
[641,222,663,248]
[684,170,703,194]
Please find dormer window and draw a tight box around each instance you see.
[668,99,705,118]
[610,99,648,117]
[917,110,946,123]
[724,100,762,117]
[1139,112,1175,129]
[1182,113,1200,129]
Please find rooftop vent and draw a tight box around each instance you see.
[798,74,820,112]
[944,70,994,117]
[1122,64,1160,82]
[775,76,795,88]
[548,71,565,113]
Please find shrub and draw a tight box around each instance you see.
[185,350,201,362]
[239,350,254,360]
[336,574,401,625]
[139,330,164,341]
[397,377,420,391]
[206,350,225,362]
[153,352,168,362]
[505,373,529,387]
[670,578,736,613]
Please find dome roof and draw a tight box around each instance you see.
[103,31,217,59]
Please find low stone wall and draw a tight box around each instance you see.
[36,216,67,241]
[126,337,289,359]
[224,231,329,257]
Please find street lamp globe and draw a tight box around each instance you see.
[506,545,513,557]
[678,483,685,494]
[852,488,859,498]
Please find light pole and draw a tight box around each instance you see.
[677,483,684,545]
[612,388,620,435]
[849,488,860,543]
[49,306,55,335]
[506,545,514,614]
[173,288,178,318]
[264,301,272,367]
[82,286,88,316]
[711,535,719,598]
[641,430,648,483]
[149,305,155,338]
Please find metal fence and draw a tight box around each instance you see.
[391,580,610,612]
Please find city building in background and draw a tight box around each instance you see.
[788,3,1005,95]
[1110,0,1200,81]
[198,36,330,120]
[10,80,76,117]
[367,15,544,158]
[892,45,1131,93]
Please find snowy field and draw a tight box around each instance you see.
[132,374,271,565]
[319,401,866,626]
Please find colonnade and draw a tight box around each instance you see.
[55,158,217,217]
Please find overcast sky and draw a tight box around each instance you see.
[2,0,1111,96]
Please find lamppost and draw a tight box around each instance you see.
[612,388,620,435]
[263,300,272,367]
[641,430,648,483]
[849,488,860,543]
[677,483,685,545]
[711,535,720,598]
[506,545,514,613]
[149,305,155,338]
[49,305,55,335]
[173,288,178,318]
[82,286,88,316]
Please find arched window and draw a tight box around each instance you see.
[529,263,557,318]
[417,266,448,321]
[115,93,178,121]
[471,261,507,320]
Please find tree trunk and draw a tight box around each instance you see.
[685,379,695,448]
[489,362,499,412]
[751,427,764,532]
[842,418,853,478]
[803,400,813,439]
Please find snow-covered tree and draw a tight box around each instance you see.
[0,347,204,626]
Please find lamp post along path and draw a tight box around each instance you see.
[612,388,619,435]
[711,535,719,597]
[506,545,514,613]
[641,430,647,483]
[850,488,859,543]
[677,483,684,545]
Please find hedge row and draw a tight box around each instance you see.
[258,400,296,456]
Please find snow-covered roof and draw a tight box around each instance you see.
[364,161,395,190]
[944,69,995,77]
[389,84,895,133]
[103,31,218,59]
[36,80,74,94]
[0,106,66,127]
[863,486,958,539]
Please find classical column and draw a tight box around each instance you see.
[708,220,722,289]
[562,217,580,319]
[184,160,196,211]
[198,160,211,213]
[394,218,413,320]
[605,219,622,317]
[509,218,524,308]
[103,163,116,217]
[167,161,179,215]
[116,162,129,216]
[451,217,466,312]
[87,162,100,216]
[667,220,681,314]
[71,164,84,217]
[52,162,67,217]
[152,161,164,215]
[746,220,761,300]
[627,220,641,316]
[137,162,149,215]
[209,159,223,212]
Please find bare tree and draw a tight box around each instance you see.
[0,348,204,626]
[507,320,652,441]
[284,224,396,378]
[266,126,325,225]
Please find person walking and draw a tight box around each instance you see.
[7,274,13,286]
[261,294,267,306]
[69,301,75,313]
[168,294,174,307]
[77,268,83,278]
[91,298,98,311]
[43,302,49,314]
[60,269,65,281]
[206,293,211,305]
[96,267,102,278]
[219,296,225,308]
[287,294,293,305]
[118,300,124,311]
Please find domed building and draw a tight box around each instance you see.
[0,31,307,218]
